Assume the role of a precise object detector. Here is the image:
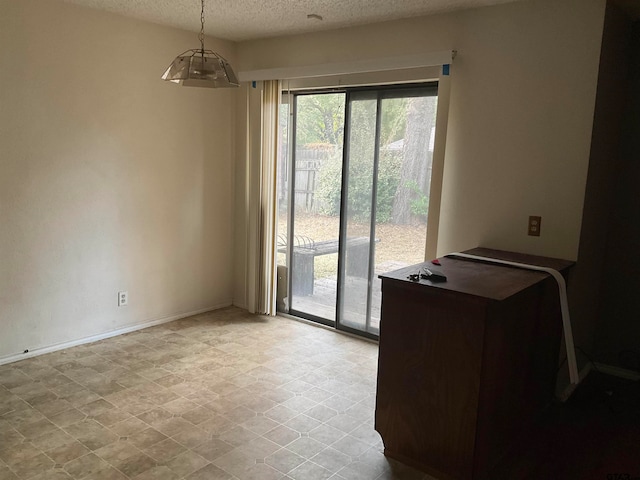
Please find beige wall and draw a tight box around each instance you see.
[236,0,605,267]
[0,0,237,360]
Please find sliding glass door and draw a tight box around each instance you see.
[337,91,379,333]
[279,84,439,337]
[284,92,345,323]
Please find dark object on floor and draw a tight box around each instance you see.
[490,371,640,480]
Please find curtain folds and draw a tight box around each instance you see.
[246,80,281,315]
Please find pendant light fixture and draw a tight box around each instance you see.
[161,0,239,88]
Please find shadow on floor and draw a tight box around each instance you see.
[490,371,640,480]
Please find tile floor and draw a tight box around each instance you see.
[0,307,431,480]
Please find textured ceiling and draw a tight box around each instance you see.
[61,0,525,42]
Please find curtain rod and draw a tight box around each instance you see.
[238,50,456,82]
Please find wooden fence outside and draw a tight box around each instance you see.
[292,146,333,214]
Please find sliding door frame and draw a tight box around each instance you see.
[287,89,343,328]
[286,82,440,339]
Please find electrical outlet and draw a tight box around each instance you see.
[118,291,128,307]
[528,216,541,236]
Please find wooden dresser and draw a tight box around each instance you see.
[374,248,573,480]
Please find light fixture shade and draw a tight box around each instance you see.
[162,49,239,88]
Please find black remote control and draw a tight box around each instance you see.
[421,268,447,282]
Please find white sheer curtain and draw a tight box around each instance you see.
[245,80,281,315]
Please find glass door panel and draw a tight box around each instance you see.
[338,90,439,336]
[288,92,345,323]
[339,93,379,333]
[367,94,439,331]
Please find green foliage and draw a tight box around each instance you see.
[296,93,421,224]
[375,154,403,223]
[296,94,345,146]
[380,98,408,147]
[295,94,409,150]
[317,151,402,223]
[405,180,429,218]
[316,151,343,217]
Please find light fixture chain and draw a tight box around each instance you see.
[161,0,238,87]
[198,0,205,52]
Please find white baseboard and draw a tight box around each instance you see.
[556,361,640,402]
[557,362,593,402]
[232,300,248,311]
[0,301,232,366]
[593,362,640,381]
